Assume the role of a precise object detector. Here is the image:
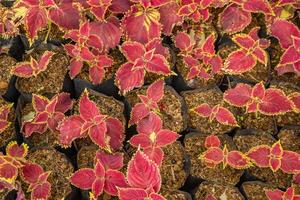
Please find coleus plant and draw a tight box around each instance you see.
[224,82,293,115]
[218,1,273,34]
[11,51,54,78]
[117,149,166,200]
[223,27,270,74]
[265,186,300,200]
[177,0,214,22]
[21,163,51,200]
[246,141,300,173]
[121,0,165,44]
[21,93,73,137]
[70,151,127,199]
[270,19,300,76]
[58,89,124,151]
[64,21,114,84]
[191,103,238,127]
[129,113,179,165]
[174,32,223,80]
[0,103,13,133]
[115,39,172,94]
[129,79,164,125]
[13,0,81,43]
[199,135,251,169]
[0,141,51,200]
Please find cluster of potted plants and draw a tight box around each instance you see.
[0,0,300,199]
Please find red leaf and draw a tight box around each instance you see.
[22,122,47,137]
[290,92,300,112]
[202,34,216,55]
[95,151,124,170]
[21,163,43,185]
[32,94,49,112]
[144,147,164,165]
[145,54,171,75]
[215,106,238,126]
[252,47,268,65]
[246,145,270,168]
[70,168,96,190]
[105,117,125,151]
[31,182,51,200]
[226,151,250,169]
[88,122,108,149]
[58,115,85,147]
[155,129,179,148]
[115,63,145,94]
[121,41,146,63]
[129,103,150,125]
[69,59,83,79]
[79,90,100,121]
[37,51,54,72]
[204,135,221,149]
[242,0,273,15]
[270,19,300,49]
[92,178,105,198]
[129,133,152,148]
[54,93,73,113]
[159,2,182,35]
[232,34,255,49]
[147,79,164,102]
[193,103,212,118]
[259,88,292,115]
[252,82,265,100]
[127,150,161,192]
[174,32,192,52]
[11,63,33,78]
[201,147,224,166]
[281,150,300,174]
[118,188,148,200]
[122,5,161,44]
[0,163,17,182]
[25,7,47,40]
[224,50,256,74]
[48,3,80,30]
[265,189,284,200]
[224,83,252,107]
[137,113,162,135]
[104,169,127,196]
[149,193,166,200]
[219,4,251,34]
[6,141,28,160]
[279,46,300,65]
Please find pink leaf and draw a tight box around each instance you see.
[226,151,250,169]
[115,63,145,94]
[144,147,164,165]
[204,135,221,149]
[70,168,96,190]
[129,103,150,125]
[121,41,146,63]
[31,182,51,200]
[246,145,270,168]
[147,79,165,102]
[79,90,100,121]
[219,4,251,34]
[174,32,192,52]
[95,151,124,170]
[69,59,83,79]
[137,113,162,135]
[127,150,161,192]
[92,178,105,198]
[118,188,148,200]
[252,47,268,65]
[58,115,85,147]
[224,83,252,107]
[270,19,300,49]
[21,163,43,185]
[224,50,256,74]
[25,7,47,40]
[201,147,224,165]
[6,142,28,159]
[259,88,292,115]
[37,51,54,72]
[194,103,212,118]
[129,133,152,149]
[279,46,300,65]
[88,122,107,149]
[265,189,284,200]
[104,169,127,196]
[242,0,273,15]
[54,93,73,113]
[215,107,238,126]
[155,129,179,148]
[159,2,182,35]
[105,117,125,151]
[32,94,49,112]
[233,34,255,49]
[281,150,300,174]
[11,63,33,78]
[145,54,171,75]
